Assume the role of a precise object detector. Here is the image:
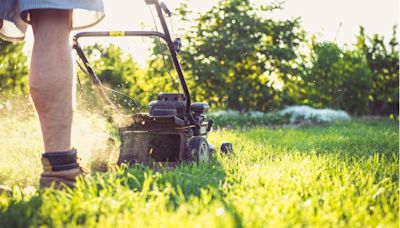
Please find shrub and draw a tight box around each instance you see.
[303,41,372,115]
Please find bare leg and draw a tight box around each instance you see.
[29,9,73,152]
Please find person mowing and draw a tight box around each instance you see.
[0,0,104,189]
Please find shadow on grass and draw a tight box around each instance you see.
[0,194,42,228]
[115,158,227,200]
[0,158,228,227]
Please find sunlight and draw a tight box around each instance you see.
[74,0,216,65]
[275,0,398,45]
[22,0,397,65]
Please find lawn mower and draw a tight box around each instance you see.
[72,0,233,165]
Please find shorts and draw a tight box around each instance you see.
[0,0,105,42]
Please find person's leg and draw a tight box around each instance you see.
[29,9,88,189]
[29,9,73,152]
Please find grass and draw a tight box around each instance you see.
[0,110,398,227]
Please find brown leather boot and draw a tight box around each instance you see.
[40,149,90,189]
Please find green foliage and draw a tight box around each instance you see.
[139,38,183,105]
[356,26,399,115]
[0,118,398,227]
[0,40,28,95]
[181,0,304,111]
[80,44,145,110]
[84,44,137,90]
[303,40,372,115]
[77,10,398,116]
[80,42,184,110]
[0,2,397,117]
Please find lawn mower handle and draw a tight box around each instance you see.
[73,0,195,124]
[151,0,194,119]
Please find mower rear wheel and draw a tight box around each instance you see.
[184,136,210,162]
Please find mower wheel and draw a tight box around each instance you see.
[184,136,210,162]
[220,143,233,154]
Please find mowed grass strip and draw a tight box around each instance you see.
[0,118,398,227]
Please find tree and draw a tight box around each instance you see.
[356,26,399,116]
[79,44,144,110]
[303,40,372,115]
[140,38,184,106]
[180,0,304,111]
[0,40,28,95]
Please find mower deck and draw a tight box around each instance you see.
[118,113,195,164]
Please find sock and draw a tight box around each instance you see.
[41,149,78,171]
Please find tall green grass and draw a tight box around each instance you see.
[0,116,398,227]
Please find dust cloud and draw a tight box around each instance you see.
[0,94,130,175]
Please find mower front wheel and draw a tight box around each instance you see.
[184,136,210,162]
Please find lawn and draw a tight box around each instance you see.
[0,112,398,227]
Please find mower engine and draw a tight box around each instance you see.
[118,93,214,164]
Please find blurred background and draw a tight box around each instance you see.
[0,0,398,117]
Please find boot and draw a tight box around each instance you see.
[40,149,89,189]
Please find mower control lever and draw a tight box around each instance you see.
[160,2,172,16]
[145,0,172,17]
